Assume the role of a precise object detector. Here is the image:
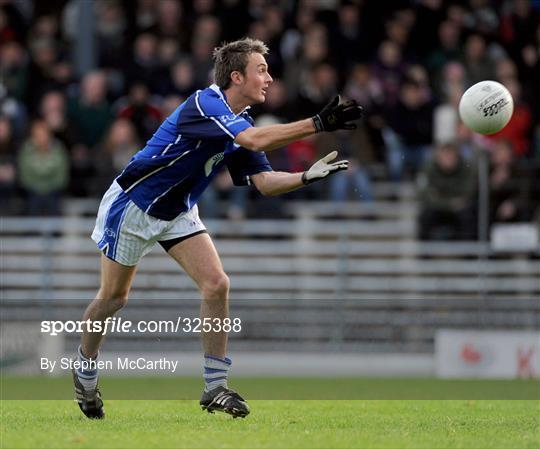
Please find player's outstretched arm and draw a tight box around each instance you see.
[251,151,349,196]
[236,118,316,152]
[235,96,363,152]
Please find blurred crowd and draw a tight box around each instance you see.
[0,0,539,238]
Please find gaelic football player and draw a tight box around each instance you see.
[73,38,362,419]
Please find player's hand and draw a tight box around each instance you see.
[302,151,349,185]
[312,95,364,132]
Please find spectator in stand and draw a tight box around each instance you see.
[384,14,411,50]
[383,79,434,181]
[446,3,467,28]
[520,37,540,116]
[247,21,271,52]
[67,70,113,148]
[433,84,462,147]
[406,65,433,104]
[462,33,496,85]
[489,139,531,225]
[280,1,317,66]
[192,0,217,16]
[39,90,79,149]
[327,145,373,203]
[463,0,499,40]
[417,141,476,240]
[494,57,518,85]
[186,0,222,52]
[392,7,416,39]
[257,6,285,78]
[28,12,76,98]
[124,33,163,93]
[95,0,128,68]
[285,137,317,200]
[0,41,28,103]
[26,14,71,101]
[25,38,60,109]
[116,82,162,143]
[160,94,184,117]
[18,119,69,216]
[165,58,197,97]
[0,2,27,44]
[295,63,339,119]
[66,71,113,196]
[0,78,28,142]
[535,123,540,160]
[190,15,221,87]
[344,63,385,163]
[133,0,159,35]
[408,0,445,60]
[147,0,185,42]
[96,118,140,192]
[384,11,415,65]
[284,22,329,110]
[432,62,466,146]
[372,40,408,109]
[426,19,463,78]
[330,2,366,75]
[158,37,181,71]
[499,0,539,63]
[488,78,532,159]
[192,38,214,86]
[102,118,140,171]
[0,116,17,214]
[28,14,60,42]
[39,90,98,197]
[218,0,252,42]
[326,64,383,202]
[344,63,384,114]
[518,20,540,116]
[192,14,221,49]
[435,61,467,110]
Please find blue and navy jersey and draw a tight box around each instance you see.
[116,84,272,221]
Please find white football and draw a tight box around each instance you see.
[458,80,514,135]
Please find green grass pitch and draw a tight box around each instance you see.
[1,377,539,449]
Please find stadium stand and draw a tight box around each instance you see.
[3,187,539,354]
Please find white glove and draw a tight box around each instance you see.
[301,151,349,185]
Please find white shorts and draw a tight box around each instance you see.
[91,181,206,266]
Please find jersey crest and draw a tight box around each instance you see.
[204,152,225,176]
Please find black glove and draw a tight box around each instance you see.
[312,95,364,133]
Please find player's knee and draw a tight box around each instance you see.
[201,273,230,298]
[97,288,129,311]
[111,296,129,311]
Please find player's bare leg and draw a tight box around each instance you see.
[73,255,137,419]
[81,255,138,357]
[167,233,229,357]
[167,233,250,417]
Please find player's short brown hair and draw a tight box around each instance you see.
[213,38,269,89]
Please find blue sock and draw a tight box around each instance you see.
[76,345,99,391]
[203,354,231,392]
